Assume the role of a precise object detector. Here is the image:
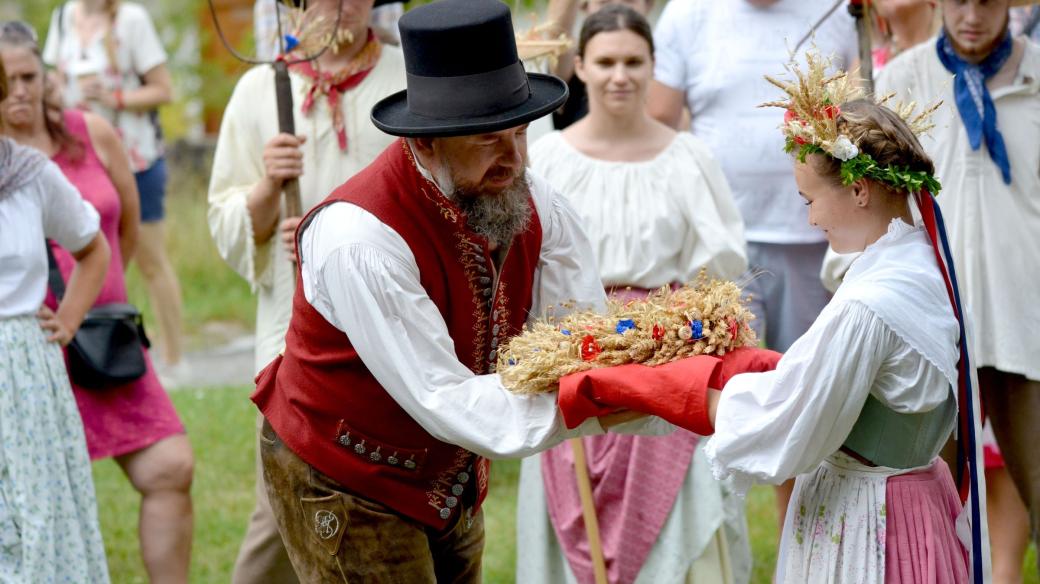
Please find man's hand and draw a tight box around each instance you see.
[279,217,303,261]
[262,133,306,189]
[598,409,649,429]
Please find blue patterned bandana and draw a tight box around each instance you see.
[936,29,1014,184]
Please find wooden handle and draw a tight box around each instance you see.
[848,1,875,95]
[273,60,302,218]
[570,438,609,584]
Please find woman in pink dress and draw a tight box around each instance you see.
[0,21,193,583]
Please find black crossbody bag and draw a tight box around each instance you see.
[46,241,150,389]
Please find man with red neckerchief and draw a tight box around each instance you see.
[877,0,1040,576]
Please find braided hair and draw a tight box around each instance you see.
[811,99,936,194]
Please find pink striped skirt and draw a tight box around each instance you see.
[885,458,968,583]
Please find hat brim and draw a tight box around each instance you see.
[370,73,568,138]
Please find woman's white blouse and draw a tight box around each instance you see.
[0,163,99,318]
[529,132,747,287]
[706,221,959,492]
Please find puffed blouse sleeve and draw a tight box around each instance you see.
[674,135,748,281]
[38,162,99,253]
[705,300,896,491]
[206,68,274,290]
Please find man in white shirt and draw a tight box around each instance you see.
[645,0,857,529]
[208,0,406,581]
[250,0,661,580]
[877,0,1040,575]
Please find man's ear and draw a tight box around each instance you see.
[412,136,436,156]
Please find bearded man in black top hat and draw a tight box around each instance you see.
[249,0,667,579]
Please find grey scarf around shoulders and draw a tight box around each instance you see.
[0,136,49,202]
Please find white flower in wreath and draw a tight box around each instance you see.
[830,135,860,161]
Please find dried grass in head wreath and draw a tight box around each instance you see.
[498,270,758,394]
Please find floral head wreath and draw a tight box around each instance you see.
[761,50,943,196]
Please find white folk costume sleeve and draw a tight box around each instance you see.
[207,68,275,290]
[705,299,948,491]
[300,197,609,460]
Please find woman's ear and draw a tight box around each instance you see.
[574,54,586,83]
[851,178,871,208]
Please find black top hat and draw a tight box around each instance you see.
[370,0,568,137]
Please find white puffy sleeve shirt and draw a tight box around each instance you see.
[877,40,1040,382]
[206,50,406,372]
[705,300,952,491]
[297,171,645,459]
[529,132,747,287]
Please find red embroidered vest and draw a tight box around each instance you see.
[252,139,542,529]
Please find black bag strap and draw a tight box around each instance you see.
[45,239,68,302]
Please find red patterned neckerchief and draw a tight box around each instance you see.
[288,30,382,151]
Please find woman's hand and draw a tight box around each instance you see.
[79,76,119,110]
[37,305,76,346]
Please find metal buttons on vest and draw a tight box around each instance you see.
[439,507,452,520]
[451,484,464,496]
[338,433,352,447]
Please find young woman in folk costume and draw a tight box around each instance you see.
[570,52,990,583]
[517,6,751,583]
[709,56,990,582]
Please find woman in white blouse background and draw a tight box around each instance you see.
[517,6,751,583]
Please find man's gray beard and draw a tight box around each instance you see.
[434,166,533,249]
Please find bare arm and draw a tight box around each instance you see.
[39,233,111,346]
[647,81,687,130]
[124,62,173,110]
[84,112,139,265]
[545,0,581,80]
[85,62,174,112]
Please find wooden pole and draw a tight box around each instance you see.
[848,0,875,95]
[273,59,303,218]
[570,438,609,584]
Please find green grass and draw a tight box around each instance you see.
[94,387,1038,582]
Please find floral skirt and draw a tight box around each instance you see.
[779,452,967,584]
[0,316,110,583]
